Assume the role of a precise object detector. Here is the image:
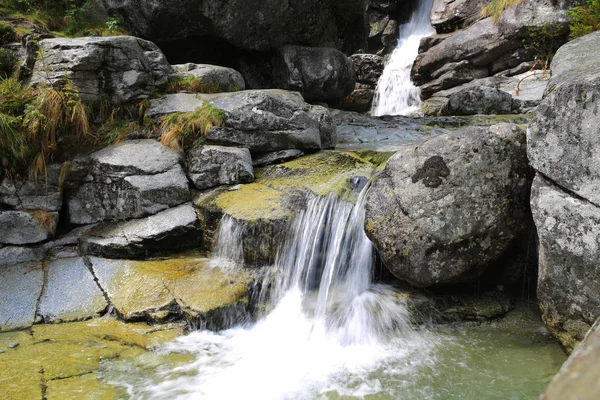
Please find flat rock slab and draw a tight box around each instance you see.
[0,263,44,331]
[37,258,107,323]
[82,203,202,259]
[0,210,58,245]
[146,93,205,117]
[252,149,304,167]
[90,256,252,328]
[0,245,47,267]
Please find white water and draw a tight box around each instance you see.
[371,0,436,116]
[115,186,435,399]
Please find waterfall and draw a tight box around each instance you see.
[211,215,244,268]
[371,0,435,116]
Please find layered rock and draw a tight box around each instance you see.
[271,45,355,103]
[102,0,367,54]
[365,124,530,287]
[444,86,520,115]
[0,163,63,212]
[29,36,173,103]
[528,32,600,351]
[172,63,245,92]
[66,140,190,225]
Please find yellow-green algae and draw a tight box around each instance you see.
[101,256,252,321]
[205,150,380,222]
[0,318,187,400]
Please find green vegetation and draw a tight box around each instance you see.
[0,48,16,77]
[568,0,600,40]
[166,75,241,94]
[159,103,224,150]
[0,20,17,43]
[481,0,524,23]
[0,0,126,37]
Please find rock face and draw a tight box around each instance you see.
[272,45,355,103]
[0,163,63,211]
[531,176,600,353]
[365,124,530,287]
[413,0,569,108]
[29,36,173,103]
[172,63,245,92]
[81,203,202,259]
[528,32,600,206]
[102,0,367,54]
[541,318,600,399]
[187,146,254,190]
[66,140,190,225]
[0,263,44,331]
[337,54,384,112]
[528,32,600,352]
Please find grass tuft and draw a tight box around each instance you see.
[482,0,524,23]
[159,103,224,150]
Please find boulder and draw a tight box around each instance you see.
[66,140,190,225]
[0,263,44,331]
[187,146,254,190]
[0,210,58,245]
[541,318,600,398]
[0,163,63,212]
[430,0,488,33]
[444,86,520,115]
[531,175,600,353]
[147,90,336,151]
[350,54,384,86]
[365,124,530,287]
[81,203,202,259]
[272,45,355,103]
[29,36,173,103]
[102,0,367,54]
[528,32,600,206]
[90,256,252,328]
[37,257,107,323]
[172,63,245,92]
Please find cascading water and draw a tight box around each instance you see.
[371,0,436,116]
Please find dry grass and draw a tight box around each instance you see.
[27,209,56,231]
[482,0,524,23]
[159,103,224,150]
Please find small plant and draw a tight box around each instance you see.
[160,103,224,150]
[0,48,16,78]
[568,0,600,39]
[482,0,524,23]
[0,21,17,45]
[27,209,56,230]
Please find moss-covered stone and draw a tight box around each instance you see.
[0,318,185,400]
[91,256,253,326]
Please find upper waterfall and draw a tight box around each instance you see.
[371,0,435,116]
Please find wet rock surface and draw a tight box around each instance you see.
[365,124,530,287]
[0,263,44,331]
[187,145,254,190]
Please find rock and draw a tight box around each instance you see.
[90,256,252,328]
[29,36,173,103]
[187,146,254,190]
[336,88,377,112]
[531,175,600,352]
[541,318,600,398]
[103,0,367,54]
[528,32,600,206]
[350,54,384,86]
[430,0,488,33]
[380,19,399,54]
[7,342,19,349]
[252,150,304,167]
[444,86,520,115]
[0,245,47,267]
[172,63,245,92]
[412,0,568,95]
[37,258,107,322]
[271,45,355,103]
[365,124,530,287]
[0,163,63,211]
[146,93,204,117]
[81,203,202,259]
[0,263,44,331]
[0,210,58,245]
[66,140,190,225]
[421,63,489,99]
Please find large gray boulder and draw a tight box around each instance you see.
[444,86,520,115]
[66,140,190,225]
[102,0,367,54]
[29,36,173,103]
[0,210,58,245]
[531,175,600,353]
[172,63,245,92]
[528,32,600,206]
[272,45,355,103]
[365,124,530,287]
[187,146,254,190]
[81,203,202,259]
